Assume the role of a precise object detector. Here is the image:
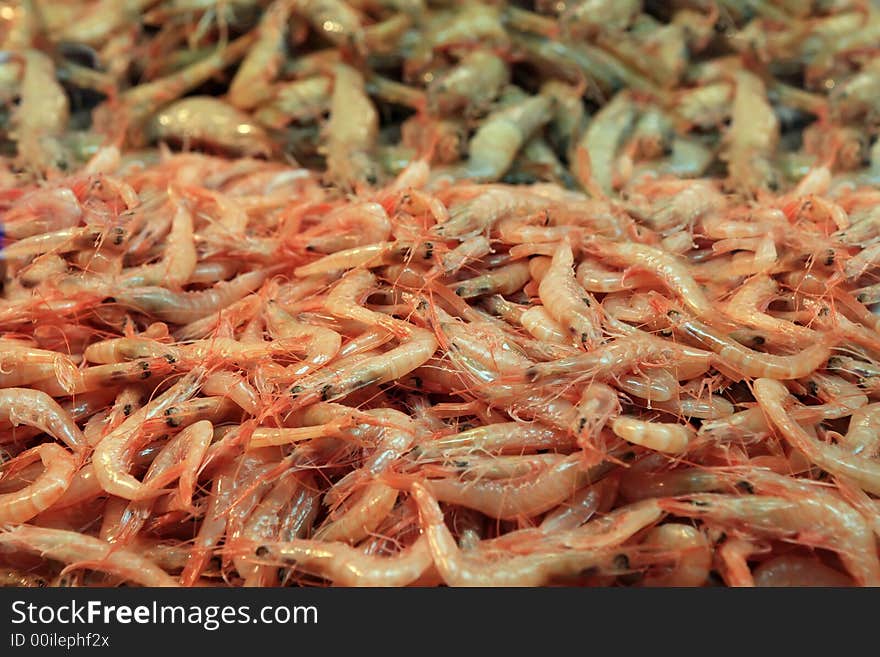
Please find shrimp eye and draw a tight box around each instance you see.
[735,481,755,494]
[255,545,270,558]
[613,554,630,571]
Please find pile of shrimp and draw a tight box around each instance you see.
[3,0,880,191]
[2,139,880,588]
[3,1,880,588]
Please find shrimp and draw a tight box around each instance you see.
[412,483,659,587]
[0,444,76,524]
[585,237,713,317]
[251,535,433,586]
[228,0,293,110]
[13,49,69,172]
[753,555,854,587]
[254,76,332,128]
[427,50,509,117]
[0,389,86,455]
[638,524,712,587]
[452,262,531,299]
[611,416,694,454]
[433,187,551,239]
[724,70,780,193]
[464,94,553,182]
[723,274,818,346]
[754,378,880,496]
[296,0,365,54]
[92,369,204,500]
[415,422,576,459]
[324,64,379,188]
[660,490,880,586]
[114,270,268,324]
[422,454,596,520]
[539,240,603,348]
[572,91,637,196]
[313,482,399,544]
[0,525,177,587]
[668,310,832,380]
[149,97,275,158]
[841,403,880,456]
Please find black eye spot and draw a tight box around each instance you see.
[613,554,630,570]
[735,480,755,494]
[255,545,270,558]
[320,384,333,401]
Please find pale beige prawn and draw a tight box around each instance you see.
[412,483,660,587]
[13,49,69,172]
[668,310,831,380]
[0,388,86,455]
[252,535,433,587]
[415,422,576,459]
[638,524,712,587]
[724,70,780,193]
[841,403,880,456]
[754,378,880,496]
[753,555,853,587]
[264,301,341,375]
[422,454,596,520]
[0,444,76,524]
[539,240,603,348]
[324,63,379,188]
[723,274,818,347]
[572,91,638,196]
[463,94,553,182]
[661,485,880,586]
[611,416,694,454]
[0,525,177,587]
[228,0,293,110]
[452,262,531,300]
[586,237,712,317]
[114,270,268,324]
[92,369,204,500]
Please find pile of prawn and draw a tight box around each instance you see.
[3,0,880,191]
[2,139,880,587]
[3,1,880,588]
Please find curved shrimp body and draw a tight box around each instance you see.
[464,95,553,182]
[325,64,379,188]
[611,416,694,454]
[434,187,551,239]
[92,369,204,500]
[669,311,831,380]
[587,237,712,317]
[539,241,602,348]
[0,525,177,587]
[754,555,853,587]
[452,262,531,300]
[572,91,638,196]
[0,389,86,455]
[253,536,432,587]
[754,378,880,496]
[659,491,880,587]
[423,454,594,520]
[149,97,275,159]
[120,196,197,288]
[14,49,70,172]
[723,274,817,347]
[264,301,342,374]
[724,70,780,193]
[412,484,659,587]
[638,524,711,587]
[0,444,76,524]
[228,0,292,110]
[114,270,268,324]
[427,50,509,116]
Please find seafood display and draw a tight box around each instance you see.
[1,0,880,587]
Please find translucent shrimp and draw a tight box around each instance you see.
[92,369,204,500]
[463,94,553,182]
[753,556,853,587]
[13,49,69,172]
[660,490,880,586]
[422,454,595,520]
[412,483,659,587]
[415,422,576,459]
[638,524,712,587]
[251,535,433,587]
[452,262,531,300]
[539,240,603,348]
[724,70,780,193]
[427,50,509,116]
[313,482,399,544]
[723,274,818,347]
[841,403,880,456]
[0,444,76,524]
[668,310,831,380]
[114,270,268,324]
[325,63,379,188]
[264,301,341,375]
[611,416,694,454]
[149,97,275,158]
[586,237,712,317]
[0,388,86,455]
[296,0,365,53]
[228,0,293,110]
[572,91,638,196]
[0,525,177,587]
[754,378,880,496]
